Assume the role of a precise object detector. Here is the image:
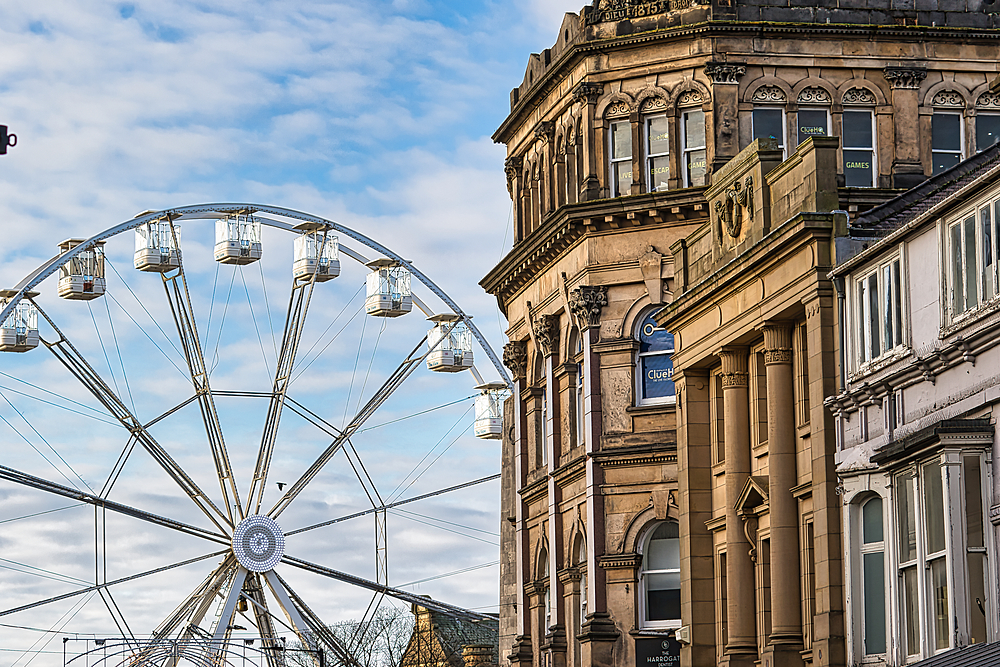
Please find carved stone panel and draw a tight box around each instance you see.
[842,87,877,105]
[568,285,609,331]
[797,87,831,105]
[977,92,1000,109]
[931,90,965,108]
[751,85,786,103]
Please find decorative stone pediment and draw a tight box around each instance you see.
[736,476,769,514]
[585,0,698,25]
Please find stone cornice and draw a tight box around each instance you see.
[552,452,587,485]
[590,442,678,467]
[481,190,709,313]
[599,553,643,570]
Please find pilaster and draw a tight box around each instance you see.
[883,67,928,189]
[574,82,604,202]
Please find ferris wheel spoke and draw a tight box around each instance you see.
[267,334,432,519]
[0,461,229,546]
[246,275,319,516]
[279,553,492,623]
[242,573,283,667]
[265,570,359,667]
[0,549,227,619]
[32,301,233,533]
[161,225,243,526]
[167,556,237,644]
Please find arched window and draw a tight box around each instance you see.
[640,521,681,628]
[575,534,588,620]
[540,549,551,632]
[635,311,675,406]
[570,330,585,446]
[859,496,886,656]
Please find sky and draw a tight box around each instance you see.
[0,0,579,662]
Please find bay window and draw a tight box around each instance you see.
[933,112,964,175]
[843,110,876,187]
[948,202,1000,319]
[683,109,707,187]
[646,114,670,192]
[854,255,904,367]
[609,119,632,197]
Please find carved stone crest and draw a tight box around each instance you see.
[568,285,608,331]
[842,87,877,105]
[931,90,965,108]
[797,87,831,104]
[533,314,560,358]
[751,85,786,103]
[883,67,927,90]
[715,175,754,239]
[503,340,528,380]
[704,62,746,85]
[978,92,1000,108]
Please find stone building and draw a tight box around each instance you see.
[483,1,1000,667]
[401,603,500,667]
[825,142,1000,666]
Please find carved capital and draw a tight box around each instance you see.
[761,322,793,365]
[533,314,561,358]
[704,61,746,85]
[718,346,749,387]
[534,121,555,143]
[503,340,528,380]
[883,67,927,90]
[504,156,523,195]
[568,285,608,331]
[573,82,604,105]
[721,372,749,388]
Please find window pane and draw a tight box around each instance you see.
[863,552,886,654]
[798,109,828,146]
[965,215,979,309]
[933,113,962,151]
[903,566,920,655]
[685,110,705,149]
[952,223,965,315]
[897,474,917,562]
[933,151,962,175]
[882,264,894,352]
[686,149,707,186]
[857,279,868,363]
[647,116,669,156]
[647,523,680,570]
[639,314,674,353]
[983,207,995,302]
[641,353,675,400]
[965,456,984,548]
[968,552,988,644]
[611,121,631,160]
[978,114,1000,151]
[868,273,880,358]
[843,110,873,149]
[614,162,632,197]
[646,572,681,621]
[862,497,883,544]
[844,150,874,187]
[892,260,903,348]
[931,557,950,650]
[649,156,670,192]
[753,108,784,147]
[924,459,945,554]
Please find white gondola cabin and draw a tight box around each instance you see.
[0,291,40,352]
[57,239,106,300]
[134,219,180,272]
[365,259,411,317]
[426,314,473,372]
[292,223,340,282]
[474,383,508,440]
[215,212,262,265]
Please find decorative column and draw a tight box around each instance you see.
[534,314,567,667]
[573,82,604,202]
[504,341,534,667]
[567,285,619,662]
[718,347,757,667]
[883,67,928,189]
[761,323,804,667]
[535,121,556,219]
[504,157,524,244]
[704,62,747,176]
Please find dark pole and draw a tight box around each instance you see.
[0,125,16,155]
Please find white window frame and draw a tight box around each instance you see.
[751,106,787,157]
[634,311,676,407]
[947,198,1000,322]
[842,108,877,188]
[645,113,670,193]
[638,521,681,630]
[571,331,585,447]
[976,111,1000,152]
[796,107,831,147]
[682,109,706,188]
[852,251,905,370]
[608,118,632,197]
[932,111,965,175]
[857,495,887,660]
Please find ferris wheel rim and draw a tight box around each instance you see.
[1,202,511,390]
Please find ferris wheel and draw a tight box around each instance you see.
[0,204,510,666]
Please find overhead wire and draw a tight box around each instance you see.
[291,282,366,382]
[240,267,272,379]
[0,401,84,491]
[354,394,475,434]
[105,258,186,364]
[257,252,279,360]
[388,510,498,546]
[342,306,369,429]
[392,507,499,537]
[0,383,120,427]
[387,405,475,503]
[88,301,121,399]
[12,590,96,667]
[0,503,85,525]
[204,260,221,351]
[103,289,188,379]
[0,372,110,420]
[397,561,500,587]
[103,287,135,415]
[353,316,387,417]
[0,557,91,587]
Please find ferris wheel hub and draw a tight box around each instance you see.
[232,515,285,572]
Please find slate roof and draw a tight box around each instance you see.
[849,139,1000,240]
[910,641,1000,667]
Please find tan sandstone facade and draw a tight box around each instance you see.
[483,2,1000,667]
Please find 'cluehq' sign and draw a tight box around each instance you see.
[636,637,681,667]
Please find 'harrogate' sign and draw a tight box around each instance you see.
[586,0,690,24]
